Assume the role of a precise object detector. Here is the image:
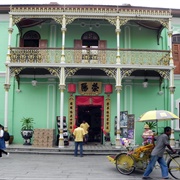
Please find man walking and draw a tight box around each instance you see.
[80,120,90,143]
[73,123,85,157]
[142,126,176,179]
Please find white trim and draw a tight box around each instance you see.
[124,85,132,114]
[47,84,56,129]
[50,25,57,47]
[175,98,180,130]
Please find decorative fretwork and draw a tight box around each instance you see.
[105,95,111,133]
[121,69,135,78]
[12,17,23,26]
[107,17,129,26]
[10,6,171,17]
[102,68,116,79]
[68,94,75,133]
[159,19,169,29]
[10,67,24,76]
[46,67,79,79]
[10,48,62,63]
[10,48,170,66]
[47,67,61,79]
[65,68,79,78]
[156,70,170,80]
[53,16,76,25]
[120,50,170,66]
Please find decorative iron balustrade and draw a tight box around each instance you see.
[10,48,170,66]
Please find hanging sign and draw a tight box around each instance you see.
[78,82,102,95]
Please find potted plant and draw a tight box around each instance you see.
[20,117,34,145]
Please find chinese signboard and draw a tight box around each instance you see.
[78,82,102,95]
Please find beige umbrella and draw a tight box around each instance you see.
[139,110,179,122]
[139,110,179,134]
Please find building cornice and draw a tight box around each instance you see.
[9,5,171,17]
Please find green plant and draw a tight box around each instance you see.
[145,122,157,130]
[21,117,34,130]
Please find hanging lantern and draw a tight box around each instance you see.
[104,84,113,94]
[68,83,76,93]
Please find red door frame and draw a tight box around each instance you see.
[75,96,104,127]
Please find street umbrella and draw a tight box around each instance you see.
[139,110,179,134]
[139,110,179,122]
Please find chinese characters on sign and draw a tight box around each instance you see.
[78,82,102,95]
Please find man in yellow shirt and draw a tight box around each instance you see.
[80,120,90,144]
[73,123,85,157]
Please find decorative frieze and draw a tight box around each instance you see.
[10,5,171,17]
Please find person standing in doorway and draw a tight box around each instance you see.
[0,124,9,158]
[142,126,176,179]
[80,120,90,144]
[73,123,85,157]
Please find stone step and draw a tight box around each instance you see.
[7,144,123,155]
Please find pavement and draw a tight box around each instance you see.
[0,153,175,180]
[0,143,178,180]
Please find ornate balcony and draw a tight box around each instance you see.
[10,48,170,67]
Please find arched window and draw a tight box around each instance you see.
[81,31,99,47]
[23,31,40,47]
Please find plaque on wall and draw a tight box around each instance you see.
[78,82,102,95]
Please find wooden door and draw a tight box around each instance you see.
[74,40,82,63]
[98,40,107,64]
[173,44,180,74]
[39,40,47,48]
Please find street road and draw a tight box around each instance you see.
[0,153,174,180]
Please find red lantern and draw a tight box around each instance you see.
[68,83,76,93]
[104,84,112,94]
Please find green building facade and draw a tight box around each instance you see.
[0,4,179,147]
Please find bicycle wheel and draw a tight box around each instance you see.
[167,155,180,179]
[116,153,135,175]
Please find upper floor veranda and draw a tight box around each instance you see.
[4,4,173,70]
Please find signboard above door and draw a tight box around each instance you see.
[78,82,102,95]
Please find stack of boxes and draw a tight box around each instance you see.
[33,129,56,147]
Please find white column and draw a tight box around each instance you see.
[4,14,13,147]
[61,15,66,63]
[58,67,66,148]
[168,17,175,147]
[116,16,121,64]
[169,70,175,147]
[7,14,13,63]
[115,68,122,148]
[4,80,11,148]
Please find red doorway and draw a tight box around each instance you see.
[76,96,104,143]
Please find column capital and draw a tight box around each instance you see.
[4,84,11,91]
[169,86,175,94]
[115,85,122,92]
[61,27,67,32]
[59,84,66,90]
[168,31,173,36]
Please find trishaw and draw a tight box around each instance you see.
[107,144,180,179]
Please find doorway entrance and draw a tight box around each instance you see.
[78,105,102,143]
[75,96,104,144]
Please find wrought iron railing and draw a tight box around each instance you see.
[10,48,170,66]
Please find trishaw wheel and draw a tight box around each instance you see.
[116,153,135,175]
